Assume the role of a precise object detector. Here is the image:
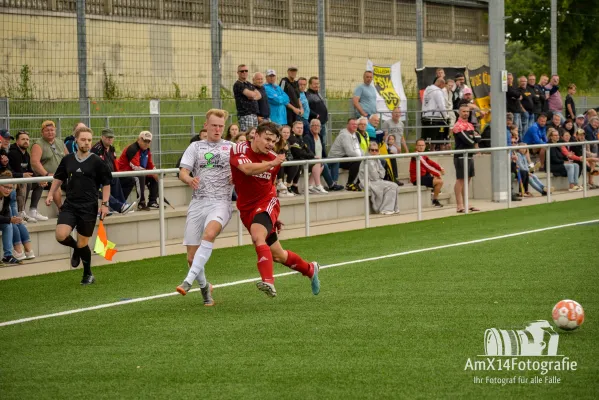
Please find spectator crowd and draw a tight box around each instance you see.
[1,66,598,265]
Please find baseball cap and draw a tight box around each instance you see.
[463,87,473,95]
[0,129,14,140]
[288,65,298,71]
[138,131,152,141]
[266,69,276,76]
[576,114,585,119]
[41,120,55,130]
[101,128,115,138]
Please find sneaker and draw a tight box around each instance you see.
[201,282,215,306]
[329,184,344,191]
[380,210,395,215]
[290,186,301,195]
[29,209,48,221]
[310,262,320,295]
[432,199,443,207]
[568,186,579,192]
[80,274,96,285]
[20,211,36,223]
[13,251,26,261]
[71,250,81,268]
[314,185,328,194]
[256,281,277,297]
[345,183,362,192]
[176,280,192,296]
[511,194,522,201]
[278,190,295,197]
[25,250,35,260]
[308,185,318,194]
[2,256,23,265]
[121,201,137,214]
[393,210,401,214]
[148,202,160,209]
[276,182,287,191]
[138,202,150,211]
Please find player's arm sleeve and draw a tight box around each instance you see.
[179,144,196,172]
[53,158,68,182]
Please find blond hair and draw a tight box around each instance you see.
[205,108,229,121]
[74,126,93,139]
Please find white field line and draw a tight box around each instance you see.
[1,219,597,328]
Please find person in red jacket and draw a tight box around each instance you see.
[117,131,159,210]
[409,138,445,207]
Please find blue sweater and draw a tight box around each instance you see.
[264,83,290,126]
[523,123,547,145]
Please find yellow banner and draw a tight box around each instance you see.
[372,66,400,111]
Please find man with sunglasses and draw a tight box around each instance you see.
[230,122,320,298]
[117,131,159,211]
[233,64,261,131]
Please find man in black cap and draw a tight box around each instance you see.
[280,66,303,126]
[91,128,136,214]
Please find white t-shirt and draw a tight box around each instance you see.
[179,139,234,201]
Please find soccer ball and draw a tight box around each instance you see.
[552,299,585,330]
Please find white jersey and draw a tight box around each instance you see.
[179,139,234,201]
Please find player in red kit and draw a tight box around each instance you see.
[230,122,320,298]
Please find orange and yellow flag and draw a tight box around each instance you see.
[94,221,117,261]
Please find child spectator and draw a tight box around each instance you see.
[515,144,548,196]
[409,139,445,207]
[0,171,34,264]
[275,126,294,197]
[287,123,314,195]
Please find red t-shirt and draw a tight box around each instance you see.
[229,141,281,212]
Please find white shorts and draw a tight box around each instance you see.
[183,198,232,246]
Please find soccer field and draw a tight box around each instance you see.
[0,198,598,399]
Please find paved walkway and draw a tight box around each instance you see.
[1,190,597,281]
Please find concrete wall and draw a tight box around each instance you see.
[0,11,489,99]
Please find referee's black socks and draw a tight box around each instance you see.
[58,236,77,249]
[77,245,92,276]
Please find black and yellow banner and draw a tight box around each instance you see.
[467,66,491,131]
[372,66,400,111]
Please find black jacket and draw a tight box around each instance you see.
[0,194,11,225]
[287,134,314,160]
[255,85,270,119]
[305,89,328,124]
[91,140,117,172]
[303,133,327,158]
[528,84,545,115]
[519,86,534,113]
[280,77,300,108]
[549,146,568,177]
[7,143,32,178]
[506,85,523,114]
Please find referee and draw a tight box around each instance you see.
[46,126,112,285]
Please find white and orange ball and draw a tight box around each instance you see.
[552,299,585,330]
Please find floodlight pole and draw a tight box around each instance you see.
[489,0,508,202]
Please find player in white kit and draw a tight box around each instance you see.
[176,109,234,306]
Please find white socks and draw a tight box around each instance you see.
[184,240,214,288]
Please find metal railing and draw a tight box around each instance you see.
[0,140,597,260]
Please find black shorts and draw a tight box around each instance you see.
[57,203,98,237]
[454,157,475,179]
[252,212,278,246]
[421,118,449,143]
[413,173,435,188]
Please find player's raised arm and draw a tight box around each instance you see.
[234,154,285,176]
[230,123,285,176]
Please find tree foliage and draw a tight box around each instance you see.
[505,0,599,90]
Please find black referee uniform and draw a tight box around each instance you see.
[54,153,112,283]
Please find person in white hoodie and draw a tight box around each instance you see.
[422,79,448,151]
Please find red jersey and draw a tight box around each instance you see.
[230,141,281,212]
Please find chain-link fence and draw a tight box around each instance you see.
[1,0,489,100]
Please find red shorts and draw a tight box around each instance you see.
[239,197,280,234]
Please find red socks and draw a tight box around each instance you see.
[284,251,313,278]
[255,244,274,284]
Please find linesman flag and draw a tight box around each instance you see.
[94,221,117,261]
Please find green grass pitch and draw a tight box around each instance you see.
[0,198,598,399]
